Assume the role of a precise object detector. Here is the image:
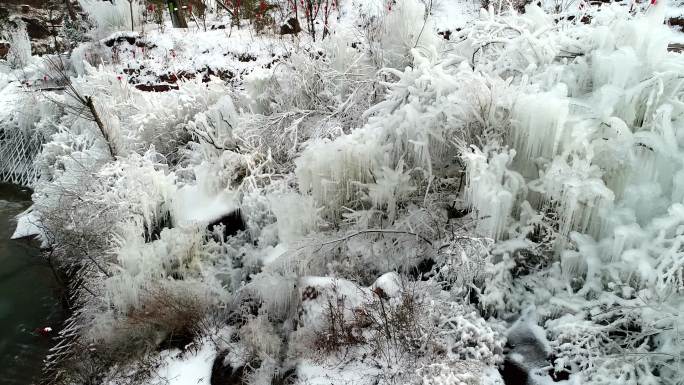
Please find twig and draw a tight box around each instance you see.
[318,229,433,248]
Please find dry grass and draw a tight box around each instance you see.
[126,285,210,351]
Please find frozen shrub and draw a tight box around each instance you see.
[7,20,31,68]
[240,315,283,360]
[460,5,684,383]
[80,0,144,39]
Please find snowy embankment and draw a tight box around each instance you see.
[1,0,683,384]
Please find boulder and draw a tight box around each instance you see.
[0,42,9,60]
[280,17,301,35]
[210,350,247,385]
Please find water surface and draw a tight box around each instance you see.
[0,183,62,385]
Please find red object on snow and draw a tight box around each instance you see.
[34,327,53,337]
[147,4,155,12]
[651,0,657,5]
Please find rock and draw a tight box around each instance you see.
[500,357,529,385]
[210,350,247,385]
[669,43,684,53]
[1,1,69,55]
[280,17,301,35]
[235,53,257,62]
[297,276,374,333]
[371,272,402,299]
[500,306,575,385]
[134,83,180,92]
[407,257,435,281]
[208,210,246,239]
[0,42,9,60]
[103,33,140,47]
[669,17,684,32]
[20,16,54,40]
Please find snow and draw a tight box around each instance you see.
[371,271,403,298]
[149,342,216,385]
[260,243,288,266]
[297,359,381,385]
[172,184,238,226]
[11,208,43,241]
[431,0,481,32]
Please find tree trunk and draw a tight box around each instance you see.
[64,0,77,22]
[306,1,315,41]
[85,96,116,159]
[128,0,134,31]
[167,0,188,28]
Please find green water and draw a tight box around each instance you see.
[0,183,62,385]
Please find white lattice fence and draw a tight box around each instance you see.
[0,125,42,187]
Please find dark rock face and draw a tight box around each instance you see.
[0,2,62,56]
[0,1,86,55]
[21,16,55,40]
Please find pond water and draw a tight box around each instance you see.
[0,183,62,385]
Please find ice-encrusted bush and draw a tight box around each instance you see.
[6,20,31,68]
[69,64,229,157]
[80,0,144,39]
[295,48,511,219]
[5,3,682,385]
[57,280,216,385]
[417,361,502,385]
[353,0,440,70]
[463,146,525,240]
[292,275,505,383]
[458,4,684,383]
[240,315,283,360]
[239,42,376,168]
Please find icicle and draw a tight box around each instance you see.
[511,84,569,174]
[463,146,524,240]
[531,156,614,239]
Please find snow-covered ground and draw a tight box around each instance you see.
[1,0,684,384]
